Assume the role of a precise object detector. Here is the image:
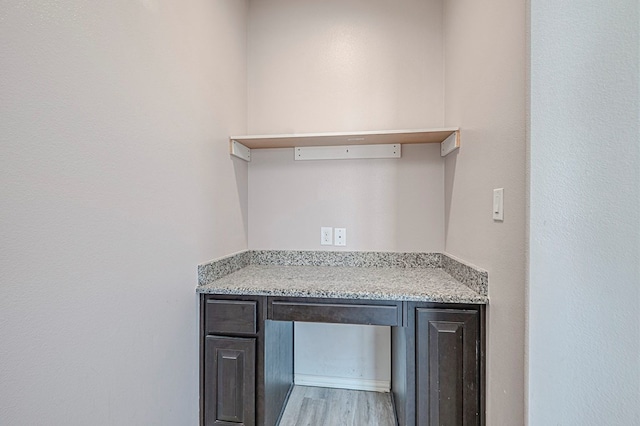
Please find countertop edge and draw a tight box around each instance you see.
[195,286,488,305]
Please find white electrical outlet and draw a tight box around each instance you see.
[334,228,346,246]
[321,227,333,245]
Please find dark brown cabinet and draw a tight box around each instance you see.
[201,295,294,426]
[204,336,256,426]
[392,303,484,426]
[415,307,481,426]
[201,297,263,426]
[201,295,484,426]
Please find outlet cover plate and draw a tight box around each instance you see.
[321,227,333,245]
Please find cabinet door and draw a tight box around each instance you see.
[204,336,256,426]
[416,308,479,426]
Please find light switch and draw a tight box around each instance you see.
[493,188,504,221]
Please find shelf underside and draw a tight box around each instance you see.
[230,128,458,149]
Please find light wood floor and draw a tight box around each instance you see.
[278,385,397,426]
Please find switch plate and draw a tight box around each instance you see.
[321,227,333,245]
[334,228,346,246]
[493,188,504,221]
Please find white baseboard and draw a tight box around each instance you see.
[294,374,390,393]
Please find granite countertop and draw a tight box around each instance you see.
[197,264,486,303]
[196,251,488,304]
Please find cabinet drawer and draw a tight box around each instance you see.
[269,299,401,326]
[205,299,257,335]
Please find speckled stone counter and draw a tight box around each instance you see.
[196,250,488,304]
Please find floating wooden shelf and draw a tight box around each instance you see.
[229,128,460,161]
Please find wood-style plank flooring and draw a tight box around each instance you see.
[278,386,397,426]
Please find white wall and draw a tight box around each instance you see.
[0,1,248,424]
[529,1,640,424]
[247,0,445,387]
[443,0,527,424]
[248,0,444,134]
[249,144,444,252]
